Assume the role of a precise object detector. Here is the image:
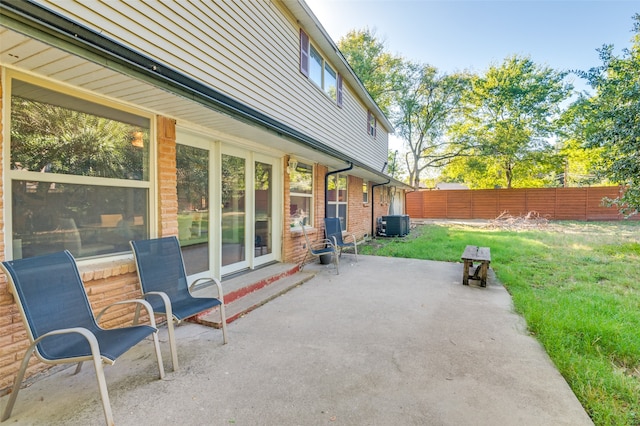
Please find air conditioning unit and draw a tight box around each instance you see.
[380,215,410,237]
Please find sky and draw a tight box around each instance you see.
[304,0,638,151]
[304,0,638,92]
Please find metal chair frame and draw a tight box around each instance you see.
[130,236,228,372]
[0,251,164,426]
[299,222,339,274]
[324,217,358,262]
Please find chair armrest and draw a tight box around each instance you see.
[139,291,173,324]
[34,327,102,359]
[191,277,225,304]
[96,299,160,329]
[311,238,336,251]
[345,233,357,244]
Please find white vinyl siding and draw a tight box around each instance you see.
[34,0,389,172]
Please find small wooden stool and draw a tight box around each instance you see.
[461,245,491,287]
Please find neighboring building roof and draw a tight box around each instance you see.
[435,183,469,190]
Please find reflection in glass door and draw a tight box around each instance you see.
[254,162,272,258]
[176,144,209,276]
[221,154,246,268]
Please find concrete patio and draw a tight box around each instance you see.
[0,255,593,425]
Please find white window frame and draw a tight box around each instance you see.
[4,70,156,262]
[363,181,369,204]
[367,111,377,138]
[289,162,314,229]
[300,29,343,106]
[327,173,348,231]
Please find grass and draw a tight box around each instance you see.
[359,221,640,425]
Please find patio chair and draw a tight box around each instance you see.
[299,222,339,274]
[324,217,358,262]
[0,250,164,426]
[130,236,228,372]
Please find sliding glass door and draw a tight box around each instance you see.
[176,142,210,277]
[221,152,248,274]
[178,129,280,278]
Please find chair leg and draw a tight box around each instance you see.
[166,318,179,372]
[1,345,36,421]
[151,330,165,379]
[220,302,228,345]
[300,250,309,272]
[91,354,115,426]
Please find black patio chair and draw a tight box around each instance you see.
[130,236,228,372]
[299,221,339,274]
[324,217,358,262]
[0,250,164,426]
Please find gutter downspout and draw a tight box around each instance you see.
[324,162,353,219]
[371,179,390,236]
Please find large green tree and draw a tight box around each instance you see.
[555,100,607,187]
[339,30,468,187]
[338,28,402,115]
[444,55,572,188]
[393,62,468,188]
[577,14,640,216]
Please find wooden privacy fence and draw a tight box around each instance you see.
[406,186,637,221]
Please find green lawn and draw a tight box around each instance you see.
[360,221,640,425]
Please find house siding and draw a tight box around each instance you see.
[34,0,389,171]
[0,1,401,395]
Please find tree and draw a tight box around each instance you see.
[338,28,402,115]
[445,55,571,188]
[577,14,640,216]
[11,97,145,179]
[393,62,468,188]
[555,100,607,187]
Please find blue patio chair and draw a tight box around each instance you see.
[130,236,228,372]
[324,217,358,262]
[300,221,339,274]
[0,250,164,426]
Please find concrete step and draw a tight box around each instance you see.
[190,264,316,328]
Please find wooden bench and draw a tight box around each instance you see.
[461,245,491,287]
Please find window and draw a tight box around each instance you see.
[8,77,151,260]
[367,111,377,137]
[363,181,369,204]
[300,29,343,106]
[289,162,313,228]
[327,174,348,230]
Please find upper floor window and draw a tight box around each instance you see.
[289,162,313,228]
[300,29,343,106]
[367,111,377,137]
[8,76,151,260]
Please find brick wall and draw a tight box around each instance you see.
[346,176,371,238]
[282,165,391,265]
[157,117,178,237]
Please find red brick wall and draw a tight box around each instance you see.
[282,165,389,264]
[157,117,178,236]
[346,176,370,238]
